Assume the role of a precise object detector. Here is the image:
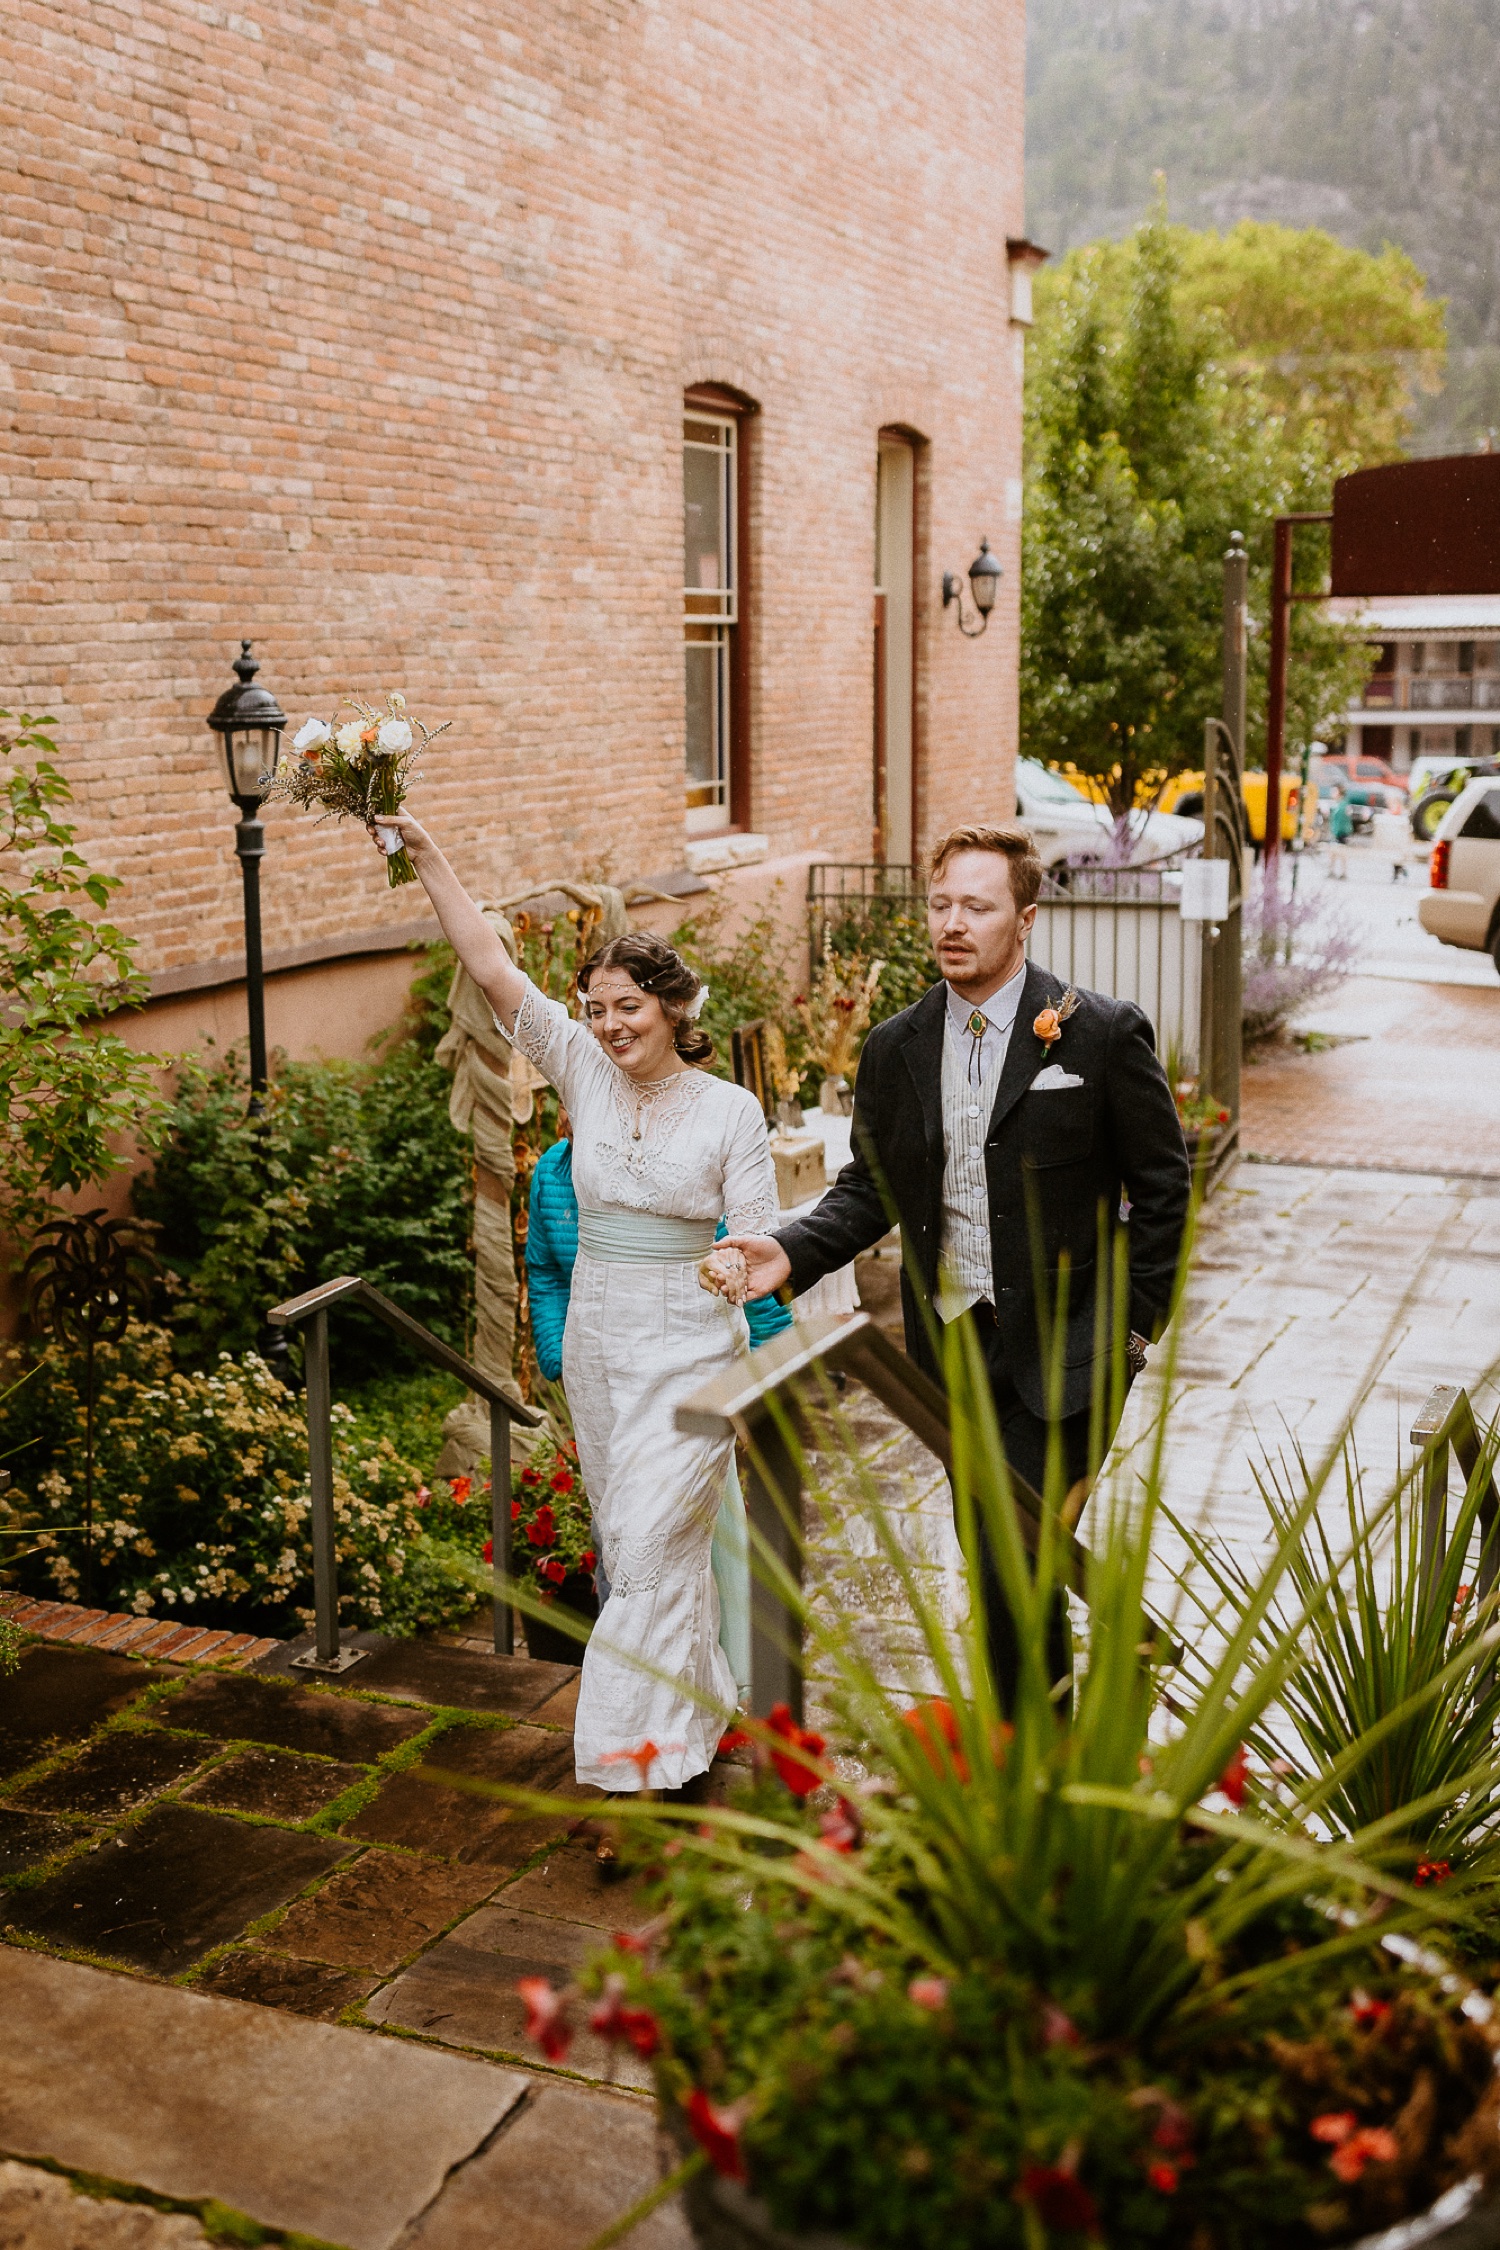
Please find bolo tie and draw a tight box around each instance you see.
[965,1008,988,1086]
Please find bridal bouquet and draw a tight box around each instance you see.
[264,692,450,887]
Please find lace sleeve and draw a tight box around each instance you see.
[494,977,591,1104]
[722,1089,780,1235]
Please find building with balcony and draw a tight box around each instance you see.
[1327,455,1500,772]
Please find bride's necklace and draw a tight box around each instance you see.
[625,1071,681,1142]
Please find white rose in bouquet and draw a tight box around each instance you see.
[262,689,449,892]
[335,721,365,755]
[293,718,330,754]
[376,717,413,755]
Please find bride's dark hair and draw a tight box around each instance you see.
[576,933,714,1065]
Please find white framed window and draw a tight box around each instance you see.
[683,413,737,832]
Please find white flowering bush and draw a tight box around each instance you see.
[0,1322,480,1637]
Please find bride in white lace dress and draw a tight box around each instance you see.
[378,813,778,1795]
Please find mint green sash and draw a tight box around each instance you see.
[576,1209,718,1264]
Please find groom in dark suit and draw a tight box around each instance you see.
[727,823,1191,1691]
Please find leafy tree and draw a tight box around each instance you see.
[1021,207,1373,814]
[0,710,165,1235]
[1175,222,1446,469]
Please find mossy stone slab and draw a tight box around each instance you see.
[3,1802,349,1974]
[10,1728,214,1816]
[180,1749,367,1823]
[190,1948,379,2020]
[344,1722,582,1865]
[352,1641,577,1716]
[158,1671,429,1761]
[0,1646,168,1781]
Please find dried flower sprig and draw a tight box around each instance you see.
[263,692,451,887]
[794,941,884,1081]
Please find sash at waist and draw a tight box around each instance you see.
[576,1209,718,1264]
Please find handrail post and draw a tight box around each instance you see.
[489,1399,513,1658]
[745,1415,806,1724]
[294,1306,364,1673]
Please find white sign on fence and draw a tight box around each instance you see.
[1178,859,1231,922]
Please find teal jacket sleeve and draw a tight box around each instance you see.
[526,1139,579,1383]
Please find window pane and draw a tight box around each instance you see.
[684,442,726,592]
[685,638,726,808]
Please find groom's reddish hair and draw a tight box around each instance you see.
[927,823,1044,912]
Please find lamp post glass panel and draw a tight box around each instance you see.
[207,642,285,1108]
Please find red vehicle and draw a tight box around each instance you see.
[1311,751,1409,800]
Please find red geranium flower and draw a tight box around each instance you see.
[526,1504,557,1549]
[1016,2164,1098,2235]
[1217,1746,1248,1806]
[580,1548,596,1571]
[550,1468,575,1495]
[1350,1989,1393,2030]
[589,1974,662,2059]
[482,1539,494,1564]
[517,1976,572,2062]
[684,2089,748,2182]
[818,1797,862,1854]
[1415,1859,1451,1886]
[449,1475,472,1505]
[1330,2127,1400,2185]
[902,1698,970,1783]
[511,1498,522,1521]
[718,1725,752,1755]
[542,1556,567,1584]
[766,1702,825,1797]
[1310,2113,1359,2147]
[520,1466,542,1487]
[1148,2163,1180,2195]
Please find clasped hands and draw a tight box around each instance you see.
[697,1234,792,1307]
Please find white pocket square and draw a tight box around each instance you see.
[1032,1065,1085,1090]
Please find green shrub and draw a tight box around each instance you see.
[820,894,936,1025]
[0,1322,481,1638]
[671,889,803,1079]
[134,1025,472,1379]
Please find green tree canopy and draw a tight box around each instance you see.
[1021,206,1411,814]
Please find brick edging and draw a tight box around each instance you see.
[0,1592,283,1669]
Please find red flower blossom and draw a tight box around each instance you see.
[1016,2164,1098,2235]
[1310,2113,1359,2147]
[1350,1989,1393,2030]
[1330,2128,1400,2185]
[520,1466,542,1487]
[818,1797,862,1854]
[589,1974,662,2059]
[1148,2164,1179,2195]
[542,1556,567,1584]
[600,1740,664,1786]
[511,1498,522,1521]
[550,1468,575,1495]
[684,2089,748,2182]
[718,1725,752,1755]
[580,1549,596,1572]
[1415,1859,1451,1886]
[766,1702,825,1797]
[415,1485,431,1509]
[482,1539,494,1564]
[901,1698,970,1783]
[1039,2002,1080,2049]
[908,1976,949,2013]
[1217,1746,1248,1806]
[526,1505,557,1550]
[449,1475,472,1505]
[517,1976,572,2061]
[612,1930,649,1955]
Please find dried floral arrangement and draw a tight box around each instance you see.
[795,941,884,1084]
[265,692,450,888]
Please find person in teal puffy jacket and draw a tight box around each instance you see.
[524,1121,791,1696]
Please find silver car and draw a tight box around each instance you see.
[1013,759,1205,874]
[1418,777,1500,972]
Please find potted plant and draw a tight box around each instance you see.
[513,1338,1500,2250]
[501,1430,597,1664]
[1173,1077,1231,1171]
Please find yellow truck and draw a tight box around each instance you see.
[1055,763,1305,844]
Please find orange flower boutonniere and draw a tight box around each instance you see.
[1032,987,1080,1049]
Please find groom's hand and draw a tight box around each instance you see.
[721,1234,792,1301]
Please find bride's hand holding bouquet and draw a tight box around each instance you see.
[266,693,449,887]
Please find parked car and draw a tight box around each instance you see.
[1159,768,1303,844]
[1418,777,1500,971]
[1012,760,1203,872]
[1311,750,1409,799]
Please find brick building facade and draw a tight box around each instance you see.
[3,0,1028,1047]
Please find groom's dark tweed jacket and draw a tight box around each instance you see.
[777,963,1192,1421]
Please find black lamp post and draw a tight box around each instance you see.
[207,642,285,1112]
[942,537,1003,637]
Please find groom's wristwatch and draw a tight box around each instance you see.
[1126,1331,1149,1377]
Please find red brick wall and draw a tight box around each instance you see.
[1,0,1026,982]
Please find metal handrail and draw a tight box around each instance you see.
[675,1309,1061,1721]
[1411,1382,1500,1605]
[268,1275,541,1674]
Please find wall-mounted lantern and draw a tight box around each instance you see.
[942,538,1003,638]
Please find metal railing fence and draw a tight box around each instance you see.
[268,1275,541,1674]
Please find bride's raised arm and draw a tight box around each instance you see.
[373,812,529,1034]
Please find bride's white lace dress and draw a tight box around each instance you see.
[507,978,778,1791]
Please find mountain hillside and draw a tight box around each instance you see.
[1025,0,1500,452]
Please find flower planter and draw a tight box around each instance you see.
[671,2145,1500,2250]
[522,1570,596,1665]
